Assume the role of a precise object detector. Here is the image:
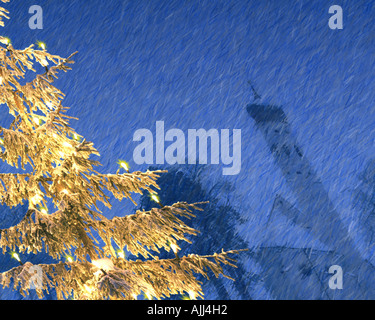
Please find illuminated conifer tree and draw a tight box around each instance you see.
[0,1,242,300]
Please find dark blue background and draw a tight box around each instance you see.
[0,0,374,299]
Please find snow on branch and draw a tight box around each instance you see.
[0,1,9,28]
[95,202,206,258]
[0,3,245,300]
[0,248,244,300]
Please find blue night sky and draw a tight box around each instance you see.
[0,0,375,299]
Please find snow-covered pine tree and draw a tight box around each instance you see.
[0,1,242,300]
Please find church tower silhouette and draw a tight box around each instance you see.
[247,103,375,299]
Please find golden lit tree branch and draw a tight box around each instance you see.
[94,202,205,258]
[0,249,243,300]
[0,2,244,300]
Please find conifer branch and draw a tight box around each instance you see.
[0,248,244,300]
[0,2,245,300]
